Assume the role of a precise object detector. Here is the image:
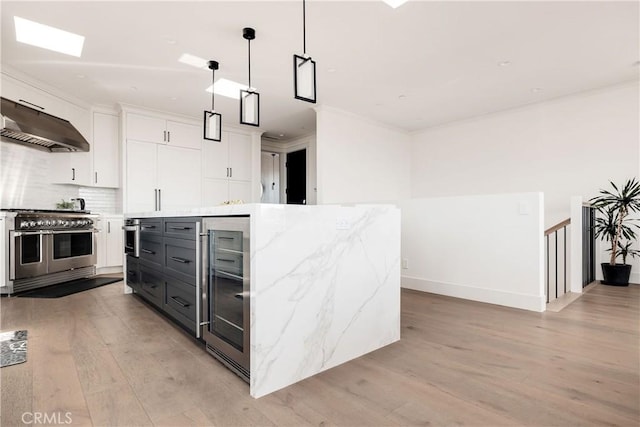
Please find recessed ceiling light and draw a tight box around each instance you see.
[130,86,138,91]
[206,78,249,100]
[498,61,512,67]
[398,95,407,100]
[76,74,85,79]
[178,53,208,69]
[531,87,543,93]
[166,39,177,45]
[327,68,336,73]
[14,16,84,57]
[170,97,177,101]
[279,133,284,137]
[382,0,409,9]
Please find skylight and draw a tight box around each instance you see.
[382,0,409,8]
[14,16,84,57]
[178,53,208,69]
[207,78,250,100]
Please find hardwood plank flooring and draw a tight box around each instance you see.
[1,282,638,426]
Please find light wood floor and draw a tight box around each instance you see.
[1,282,638,426]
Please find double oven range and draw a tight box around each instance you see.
[2,209,99,295]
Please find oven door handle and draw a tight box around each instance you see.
[10,230,51,237]
[49,228,101,234]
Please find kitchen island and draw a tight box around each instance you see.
[125,203,400,398]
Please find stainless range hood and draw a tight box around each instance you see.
[1,97,90,152]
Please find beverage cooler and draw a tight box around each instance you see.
[201,216,250,381]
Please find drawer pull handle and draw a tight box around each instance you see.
[149,285,158,289]
[170,296,190,308]
[169,226,192,230]
[141,249,155,255]
[127,270,136,275]
[216,258,236,263]
[142,225,156,229]
[234,293,244,300]
[218,237,234,240]
[170,256,190,264]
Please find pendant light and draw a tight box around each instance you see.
[293,0,316,103]
[204,60,222,141]
[240,27,260,127]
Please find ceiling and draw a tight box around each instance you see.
[1,1,638,141]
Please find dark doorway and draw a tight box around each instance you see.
[286,149,306,204]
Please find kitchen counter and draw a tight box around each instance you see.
[126,203,401,398]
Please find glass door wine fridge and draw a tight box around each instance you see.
[201,216,250,381]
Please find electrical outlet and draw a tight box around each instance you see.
[402,259,409,269]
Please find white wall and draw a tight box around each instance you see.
[410,82,640,228]
[0,142,119,212]
[400,192,545,312]
[315,106,411,204]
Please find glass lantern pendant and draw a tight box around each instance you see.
[293,0,316,103]
[204,60,222,141]
[240,27,260,127]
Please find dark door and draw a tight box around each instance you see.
[286,149,306,204]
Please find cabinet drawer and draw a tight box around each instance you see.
[164,218,199,240]
[213,230,243,252]
[139,264,164,307]
[125,256,140,291]
[139,235,163,268]
[164,237,197,285]
[140,219,162,235]
[164,277,197,333]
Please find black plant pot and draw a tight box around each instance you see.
[601,263,632,286]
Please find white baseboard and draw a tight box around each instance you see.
[96,266,123,276]
[630,271,639,285]
[401,276,546,312]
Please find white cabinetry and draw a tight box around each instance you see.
[124,109,203,213]
[202,131,253,205]
[126,141,202,213]
[96,215,123,273]
[91,112,119,188]
[50,103,92,185]
[126,112,201,149]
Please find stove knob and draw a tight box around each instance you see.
[20,221,29,228]
[45,220,51,226]
[29,221,36,227]
[36,220,44,226]
[70,220,76,227]
[87,219,93,226]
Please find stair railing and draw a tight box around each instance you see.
[545,218,570,303]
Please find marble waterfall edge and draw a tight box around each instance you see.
[250,204,401,398]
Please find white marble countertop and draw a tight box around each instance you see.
[124,203,388,218]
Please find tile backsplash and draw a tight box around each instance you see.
[0,142,120,213]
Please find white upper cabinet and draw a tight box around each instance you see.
[203,131,252,181]
[126,113,166,144]
[50,103,92,186]
[92,112,119,188]
[201,129,254,205]
[126,112,201,150]
[166,120,202,150]
[228,132,252,181]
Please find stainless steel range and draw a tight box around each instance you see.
[1,209,99,295]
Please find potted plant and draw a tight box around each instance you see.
[590,178,640,286]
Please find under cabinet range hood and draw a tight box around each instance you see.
[0,97,90,152]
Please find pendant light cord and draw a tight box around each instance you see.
[248,39,252,89]
[303,0,306,54]
[211,66,215,111]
